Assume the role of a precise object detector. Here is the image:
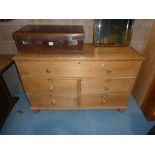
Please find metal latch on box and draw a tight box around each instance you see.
[68,37,78,46]
[22,37,32,45]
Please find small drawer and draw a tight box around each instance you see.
[22,78,77,95]
[100,60,141,77]
[81,78,135,95]
[27,92,77,107]
[80,94,128,108]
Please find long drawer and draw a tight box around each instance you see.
[17,60,141,78]
[81,78,135,95]
[22,78,77,95]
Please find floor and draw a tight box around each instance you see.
[0,92,155,135]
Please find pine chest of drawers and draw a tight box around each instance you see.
[13,44,144,112]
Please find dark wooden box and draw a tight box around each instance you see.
[12,25,84,53]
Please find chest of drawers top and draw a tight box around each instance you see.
[13,44,144,61]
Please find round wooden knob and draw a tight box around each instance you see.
[52,98,56,105]
[101,63,105,68]
[101,99,106,104]
[105,79,112,83]
[49,95,56,105]
[103,94,107,98]
[101,94,107,104]
[46,68,52,73]
[106,67,112,74]
[104,86,109,90]
[49,86,54,91]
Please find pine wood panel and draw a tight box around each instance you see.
[80,94,128,108]
[17,60,141,78]
[22,77,77,95]
[81,78,135,95]
[27,93,77,107]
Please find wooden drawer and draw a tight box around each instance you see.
[17,61,101,77]
[81,78,135,95]
[27,92,77,107]
[17,60,141,78]
[101,60,141,77]
[80,94,128,108]
[22,78,77,95]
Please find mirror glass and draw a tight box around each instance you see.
[94,19,134,46]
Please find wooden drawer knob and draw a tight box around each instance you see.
[52,98,56,105]
[101,63,105,68]
[101,98,106,104]
[105,79,112,83]
[103,94,107,98]
[46,68,52,73]
[106,67,112,74]
[49,94,56,105]
[104,85,109,90]
[101,64,112,74]
[101,94,107,104]
[49,86,54,91]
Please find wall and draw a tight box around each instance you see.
[130,19,152,53]
[0,19,152,92]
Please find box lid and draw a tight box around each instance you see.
[12,25,84,39]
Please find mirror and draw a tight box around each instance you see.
[94,19,134,46]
